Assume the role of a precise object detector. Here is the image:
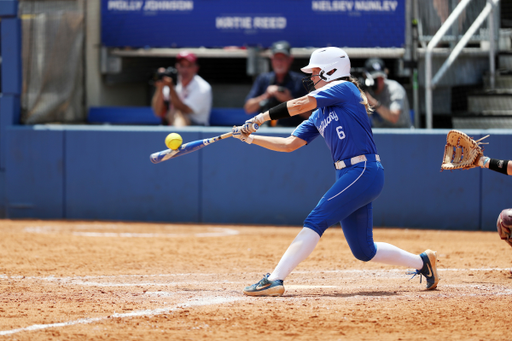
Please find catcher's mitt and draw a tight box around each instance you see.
[441,130,489,171]
[497,209,512,248]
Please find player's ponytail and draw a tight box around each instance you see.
[340,76,373,114]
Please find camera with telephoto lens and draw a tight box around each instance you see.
[351,67,377,93]
[154,66,178,85]
[259,86,287,112]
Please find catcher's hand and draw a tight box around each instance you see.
[441,130,490,171]
[497,209,512,248]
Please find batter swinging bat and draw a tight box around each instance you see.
[150,123,259,164]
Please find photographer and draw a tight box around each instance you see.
[151,51,212,126]
[244,41,309,127]
[363,58,412,129]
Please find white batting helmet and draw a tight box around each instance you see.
[301,47,351,82]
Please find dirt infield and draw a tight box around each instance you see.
[0,220,511,340]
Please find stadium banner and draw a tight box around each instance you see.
[101,0,404,48]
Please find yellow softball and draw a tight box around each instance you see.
[165,133,183,150]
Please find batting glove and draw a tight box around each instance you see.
[242,122,259,134]
[232,126,254,144]
[243,113,266,133]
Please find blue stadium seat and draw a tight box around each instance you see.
[88,107,161,125]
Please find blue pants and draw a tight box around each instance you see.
[303,160,384,261]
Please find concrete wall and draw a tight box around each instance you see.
[3,125,512,231]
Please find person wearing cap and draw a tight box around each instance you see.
[151,51,212,126]
[363,58,412,128]
[231,47,438,297]
[244,40,309,127]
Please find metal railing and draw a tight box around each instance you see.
[425,0,499,129]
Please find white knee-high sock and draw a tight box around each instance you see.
[268,227,320,281]
[371,242,423,269]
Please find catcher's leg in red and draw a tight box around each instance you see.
[497,208,512,248]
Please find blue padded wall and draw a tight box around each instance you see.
[5,126,64,218]
[64,126,202,222]
[373,130,481,230]
[0,169,4,218]
[1,18,22,95]
[201,128,333,225]
[0,95,20,169]
[2,125,512,230]
[0,0,17,17]
[88,107,161,125]
[0,4,21,218]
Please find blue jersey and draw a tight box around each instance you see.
[292,80,377,162]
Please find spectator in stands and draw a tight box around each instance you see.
[151,51,212,126]
[244,40,309,127]
[363,58,412,128]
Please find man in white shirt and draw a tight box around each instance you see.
[152,51,212,126]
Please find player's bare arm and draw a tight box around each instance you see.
[288,95,317,116]
[250,135,307,153]
[247,95,317,125]
[235,95,314,147]
[480,156,512,175]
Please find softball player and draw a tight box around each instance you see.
[233,47,439,297]
[477,156,512,248]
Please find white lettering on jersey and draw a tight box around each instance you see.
[336,126,346,140]
[318,110,339,137]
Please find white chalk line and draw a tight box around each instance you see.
[1,267,509,285]
[23,225,240,238]
[25,280,237,288]
[0,296,242,337]
[0,274,239,287]
[1,273,216,280]
[1,284,510,337]
[294,267,511,273]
